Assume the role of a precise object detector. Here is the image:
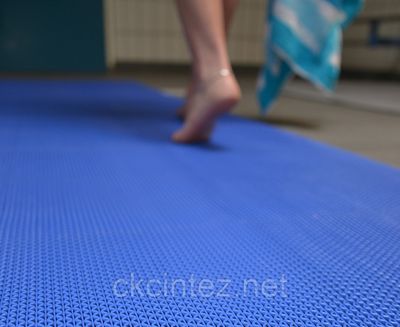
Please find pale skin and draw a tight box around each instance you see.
[173,0,241,143]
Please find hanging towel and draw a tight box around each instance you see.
[257,0,364,112]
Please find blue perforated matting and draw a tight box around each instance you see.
[0,80,399,327]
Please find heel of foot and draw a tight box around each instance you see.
[172,74,242,144]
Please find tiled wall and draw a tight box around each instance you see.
[343,0,400,73]
[104,0,266,67]
[105,0,400,74]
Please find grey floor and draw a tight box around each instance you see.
[121,67,400,168]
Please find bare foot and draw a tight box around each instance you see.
[172,69,241,143]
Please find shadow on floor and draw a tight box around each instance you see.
[247,115,320,130]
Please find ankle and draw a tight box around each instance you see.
[193,62,231,81]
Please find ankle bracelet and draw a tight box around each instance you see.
[199,68,232,91]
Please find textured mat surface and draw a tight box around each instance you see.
[0,80,399,327]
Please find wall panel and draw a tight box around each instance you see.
[105,0,400,74]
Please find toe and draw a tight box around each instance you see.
[171,124,210,144]
[171,129,186,143]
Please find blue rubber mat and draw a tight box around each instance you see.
[0,80,399,327]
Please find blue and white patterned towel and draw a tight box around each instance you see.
[257,0,363,112]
